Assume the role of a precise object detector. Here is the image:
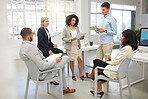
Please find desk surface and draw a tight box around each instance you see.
[133,52,148,63]
[81,45,98,51]
[58,45,98,52]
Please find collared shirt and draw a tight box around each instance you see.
[23,41,31,43]
[96,14,117,44]
[22,41,32,45]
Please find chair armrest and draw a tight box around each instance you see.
[40,68,61,74]
[95,66,117,73]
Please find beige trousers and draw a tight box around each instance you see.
[96,42,114,60]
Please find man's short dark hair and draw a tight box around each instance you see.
[65,14,79,27]
[101,2,110,9]
[20,28,32,39]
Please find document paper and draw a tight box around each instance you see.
[75,33,86,39]
[46,53,62,61]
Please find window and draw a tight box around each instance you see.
[25,11,36,31]
[111,10,123,40]
[7,0,74,38]
[37,12,45,28]
[25,0,36,10]
[90,2,102,35]
[90,2,136,41]
[111,4,135,40]
[36,0,45,10]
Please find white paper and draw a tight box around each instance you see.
[92,27,100,31]
[75,33,86,39]
[45,53,62,61]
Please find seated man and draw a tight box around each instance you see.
[19,27,75,93]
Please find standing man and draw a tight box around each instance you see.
[90,2,117,60]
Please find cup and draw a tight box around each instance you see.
[139,48,142,53]
[84,42,88,47]
[54,44,57,48]
[90,42,93,46]
[105,53,110,61]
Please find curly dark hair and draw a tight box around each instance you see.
[122,29,138,50]
[65,14,79,27]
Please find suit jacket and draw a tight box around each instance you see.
[103,45,134,79]
[19,41,57,80]
[62,26,83,50]
[37,27,63,58]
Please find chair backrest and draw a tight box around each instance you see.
[118,58,131,79]
[24,60,40,81]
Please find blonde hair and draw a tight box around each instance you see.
[40,17,48,27]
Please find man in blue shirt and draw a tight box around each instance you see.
[90,2,117,60]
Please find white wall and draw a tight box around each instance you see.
[141,0,147,14]
[136,0,142,29]
[142,14,148,27]
[75,0,90,44]
[137,0,148,28]
[0,0,18,99]
[146,0,148,13]
[80,0,90,44]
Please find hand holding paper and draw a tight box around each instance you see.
[71,38,76,41]
[89,27,100,31]
[75,33,86,39]
[89,25,100,31]
[98,28,106,33]
[46,53,62,62]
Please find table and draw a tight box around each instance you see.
[81,45,98,70]
[132,52,148,82]
[123,52,148,88]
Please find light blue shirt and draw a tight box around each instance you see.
[96,14,117,44]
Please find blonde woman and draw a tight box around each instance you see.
[37,17,63,85]
[37,17,63,58]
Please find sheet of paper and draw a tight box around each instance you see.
[45,53,62,61]
[91,27,100,31]
[75,33,86,39]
